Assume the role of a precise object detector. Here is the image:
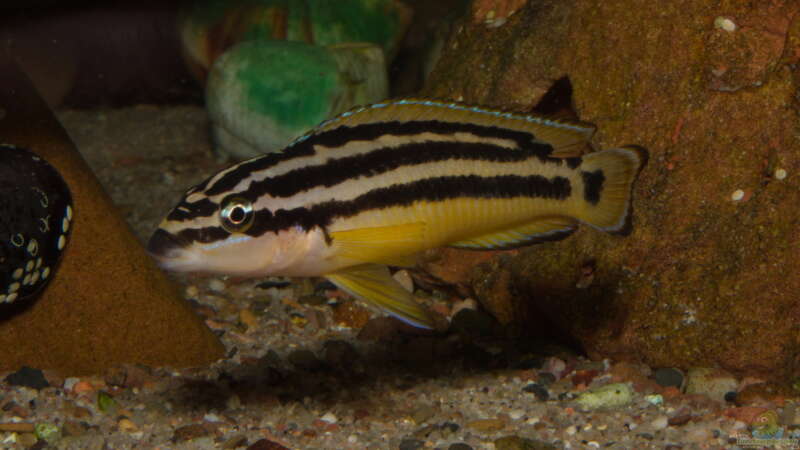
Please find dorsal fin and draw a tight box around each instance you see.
[304,98,596,158]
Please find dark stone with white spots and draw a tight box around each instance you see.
[0,144,72,304]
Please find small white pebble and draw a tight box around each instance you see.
[775,168,787,180]
[587,442,600,448]
[185,285,199,299]
[596,424,607,431]
[565,425,577,435]
[392,270,414,293]
[203,413,222,422]
[651,415,669,429]
[526,417,540,425]
[348,435,358,443]
[714,16,737,32]
[63,377,80,391]
[731,189,745,201]
[208,278,226,292]
[320,412,338,424]
[508,409,525,420]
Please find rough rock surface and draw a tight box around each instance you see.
[0,54,224,375]
[421,0,800,380]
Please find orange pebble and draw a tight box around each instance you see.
[72,381,94,394]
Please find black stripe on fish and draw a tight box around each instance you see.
[245,174,572,236]
[581,170,605,205]
[166,198,218,222]
[175,224,230,245]
[203,119,573,197]
[244,140,577,199]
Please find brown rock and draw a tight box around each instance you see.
[0,422,35,433]
[723,406,770,424]
[246,438,290,450]
[735,381,793,407]
[423,0,800,381]
[172,424,209,442]
[332,300,373,329]
[467,418,506,432]
[0,53,223,375]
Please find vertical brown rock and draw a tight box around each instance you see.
[423,0,800,380]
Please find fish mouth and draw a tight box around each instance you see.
[146,229,187,262]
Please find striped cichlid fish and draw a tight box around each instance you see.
[148,99,647,329]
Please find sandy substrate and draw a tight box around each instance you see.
[0,105,796,449]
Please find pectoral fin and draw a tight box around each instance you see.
[450,216,578,250]
[329,222,426,267]
[325,264,434,329]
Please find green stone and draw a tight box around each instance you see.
[575,382,634,410]
[207,40,387,159]
[34,423,61,444]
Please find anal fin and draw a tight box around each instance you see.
[325,264,434,329]
[450,216,578,250]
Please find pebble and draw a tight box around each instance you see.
[493,435,557,450]
[117,418,138,433]
[4,366,50,390]
[731,189,745,201]
[644,394,663,405]
[320,412,338,424]
[684,367,738,403]
[522,383,550,401]
[448,444,473,450]
[651,415,669,429]
[410,405,436,424]
[575,383,634,410]
[0,422,35,433]
[34,422,61,443]
[537,372,557,386]
[466,418,505,432]
[508,409,525,420]
[542,357,567,379]
[72,380,96,395]
[97,391,118,414]
[654,367,684,389]
[62,420,88,437]
[714,16,737,32]
[392,270,414,292]
[684,424,714,444]
[399,438,425,450]
[173,424,210,441]
[208,278,226,292]
[17,433,37,447]
[63,377,80,391]
[775,168,787,180]
[239,309,259,329]
[246,438,290,450]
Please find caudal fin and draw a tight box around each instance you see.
[574,145,647,235]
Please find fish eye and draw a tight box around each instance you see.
[219,195,254,233]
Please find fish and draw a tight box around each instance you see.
[147,98,647,329]
[1,144,73,304]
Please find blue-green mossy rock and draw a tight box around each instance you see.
[206,39,387,159]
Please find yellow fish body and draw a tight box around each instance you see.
[147,99,647,328]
